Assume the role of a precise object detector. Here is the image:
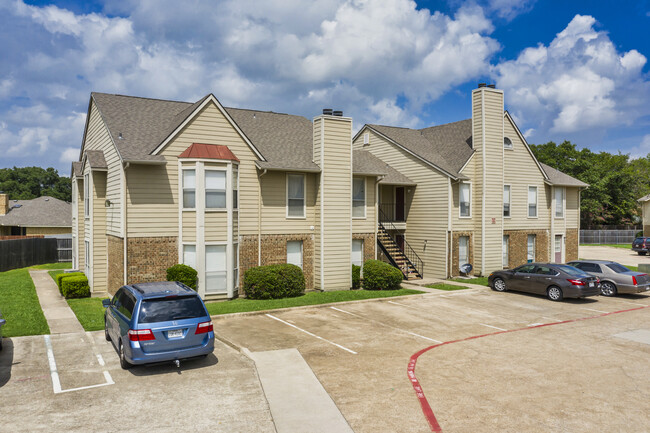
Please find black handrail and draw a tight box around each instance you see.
[377,208,424,278]
[378,202,406,223]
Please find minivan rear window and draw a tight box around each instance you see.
[138,296,208,323]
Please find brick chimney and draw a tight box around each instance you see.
[0,193,8,215]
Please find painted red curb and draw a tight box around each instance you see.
[407,304,650,432]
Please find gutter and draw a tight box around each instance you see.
[258,168,268,265]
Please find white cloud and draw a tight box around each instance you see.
[628,134,650,159]
[494,14,650,141]
[487,0,536,20]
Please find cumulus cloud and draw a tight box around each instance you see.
[487,0,536,20]
[494,14,650,142]
[628,134,650,159]
[0,0,499,171]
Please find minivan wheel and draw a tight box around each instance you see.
[119,340,132,370]
[104,320,111,342]
[493,278,507,292]
[638,252,647,256]
[600,281,617,297]
[547,286,563,302]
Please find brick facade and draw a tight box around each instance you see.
[107,235,124,295]
[239,234,315,292]
[127,236,178,287]
[353,232,376,264]
[504,229,549,269]
[565,228,578,262]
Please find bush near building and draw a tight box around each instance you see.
[244,264,305,300]
[362,260,403,290]
[61,275,90,299]
[166,264,198,290]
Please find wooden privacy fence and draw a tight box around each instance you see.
[579,229,640,245]
[0,237,58,272]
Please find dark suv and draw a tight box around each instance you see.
[103,281,215,369]
[632,237,649,255]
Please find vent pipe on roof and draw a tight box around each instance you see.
[118,132,124,140]
[322,108,333,115]
[478,83,486,88]
[333,110,343,117]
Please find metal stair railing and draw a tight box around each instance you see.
[377,208,424,278]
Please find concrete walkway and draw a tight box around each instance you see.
[404,277,489,292]
[247,348,354,433]
[29,270,84,334]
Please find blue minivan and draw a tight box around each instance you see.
[103,281,214,369]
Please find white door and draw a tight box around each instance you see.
[205,245,227,294]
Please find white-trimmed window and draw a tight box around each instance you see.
[352,239,364,267]
[205,245,227,294]
[460,183,471,217]
[233,167,239,210]
[503,185,511,218]
[287,241,303,269]
[555,187,564,218]
[502,235,509,268]
[205,170,226,209]
[527,234,536,262]
[287,174,305,218]
[182,169,196,209]
[352,177,366,218]
[528,186,537,218]
[504,137,513,149]
[84,173,89,218]
[183,244,196,269]
[363,133,369,145]
[459,236,469,265]
[233,243,239,288]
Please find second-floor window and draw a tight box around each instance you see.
[205,170,226,209]
[352,177,365,218]
[287,174,305,218]
[183,169,196,209]
[460,183,471,217]
[233,167,239,210]
[555,187,564,218]
[503,185,511,217]
[528,186,537,218]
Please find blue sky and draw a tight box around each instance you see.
[1,0,649,174]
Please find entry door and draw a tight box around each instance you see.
[395,187,405,221]
[395,234,405,252]
[554,235,563,263]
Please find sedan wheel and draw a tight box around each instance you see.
[493,278,507,292]
[600,282,617,297]
[119,340,132,370]
[547,286,563,302]
[638,252,647,256]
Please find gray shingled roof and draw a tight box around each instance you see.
[71,161,82,178]
[0,196,71,227]
[539,163,588,187]
[353,150,415,185]
[85,150,107,170]
[638,194,650,202]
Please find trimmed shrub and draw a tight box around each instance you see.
[352,264,361,290]
[56,272,85,295]
[362,260,403,290]
[244,264,305,300]
[61,275,91,299]
[636,230,644,239]
[166,264,198,290]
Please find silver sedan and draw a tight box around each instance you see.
[568,260,650,296]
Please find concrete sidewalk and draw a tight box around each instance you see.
[29,270,84,334]
[404,277,489,291]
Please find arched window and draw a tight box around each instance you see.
[504,137,513,149]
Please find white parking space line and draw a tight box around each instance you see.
[265,314,357,354]
[541,316,562,323]
[479,323,507,331]
[330,307,442,344]
[387,300,419,310]
[43,335,114,394]
[605,299,648,307]
[582,308,610,314]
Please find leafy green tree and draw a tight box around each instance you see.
[0,167,71,202]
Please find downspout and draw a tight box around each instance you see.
[123,162,129,285]
[375,175,384,260]
[258,169,268,265]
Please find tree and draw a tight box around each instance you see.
[0,167,71,202]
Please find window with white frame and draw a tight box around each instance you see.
[555,187,564,218]
[502,235,509,268]
[183,169,196,209]
[527,234,536,262]
[528,186,537,218]
[205,170,226,209]
[459,236,469,265]
[352,177,365,218]
[233,243,239,288]
[205,245,227,294]
[503,185,511,217]
[460,183,471,217]
[363,133,369,145]
[287,174,305,218]
[183,244,196,269]
[84,174,89,218]
[504,137,513,149]
[287,241,303,269]
[233,167,238,210]
[352,239,364,267]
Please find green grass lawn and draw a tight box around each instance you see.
[580,244,630,249]
[48,269,64,281]
[449,276,489,286]
[30,262,73,270]
[67,297,108,331]
[205,288,423,316]
[425,283,470,291]
[0,267,50,337]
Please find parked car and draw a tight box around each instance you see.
[632,237,650,255]
[103,281,214,369]
[567,260,650,296]
[488,263,600,301]
[0,309,5,351]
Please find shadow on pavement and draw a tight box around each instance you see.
[0,338,14,388]
[127,353,219,377]
[501,291,600,304]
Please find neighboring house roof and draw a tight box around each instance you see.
[539,163,588,187]
[179,143,240,161]
[0,196,71,228]
[638,194,650,202]
[85,149,108,170]
[353,150,415,185]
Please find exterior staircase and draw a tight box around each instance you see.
[376,224,423,280]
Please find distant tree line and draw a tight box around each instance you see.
[0,167,71,202]
[530,141,650,228]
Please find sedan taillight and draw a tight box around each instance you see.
[128,329,155,341]
[567,279,585,286]
[195,321,213,334]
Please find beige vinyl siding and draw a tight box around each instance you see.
[565,187,580,229]
[204,212,228,242]
[354,129,449,279]
[126,164,177,236]
[313,118,322,289]
[259,171,316,234]
[77,177,85,272]
[182,211,196,242]
[92,172,107,291]
[452,155,476,231]
[84,101,122,237]
[352,176,376,234]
